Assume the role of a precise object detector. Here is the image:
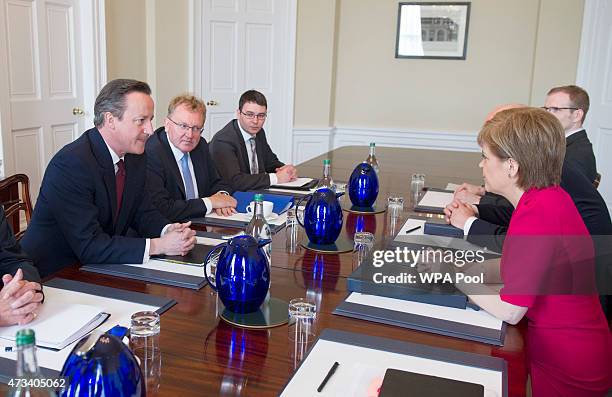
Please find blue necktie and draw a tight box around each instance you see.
[181,154,196,199]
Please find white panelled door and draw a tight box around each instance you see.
[577,0,612,211]
[195,0,296,162]
[0,0,87,200]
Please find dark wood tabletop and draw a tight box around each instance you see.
[3,146,528,396]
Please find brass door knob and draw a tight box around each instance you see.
[206,100,218,106]
[72,107,84,116]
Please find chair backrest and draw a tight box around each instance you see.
[594,172,602,189]
[0,174,33,240]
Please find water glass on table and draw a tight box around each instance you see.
[288,297,317,368]
[387,194,404,218]
[130,311,161,394]
[410,173,426,206]
[353,231,375,268]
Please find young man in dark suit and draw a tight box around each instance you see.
[145,95,237,221]
[210,90,298,191]
[543,85,597,183]
[21,79,196,278]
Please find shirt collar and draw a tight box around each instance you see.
[166,133,188,163]
[237,121,255,143]
[101,137,123,165]
[565,127,583,138]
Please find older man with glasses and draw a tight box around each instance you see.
[145,95,237,222]
[210,90,298,191]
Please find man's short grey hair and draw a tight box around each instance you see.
[93,79,151,127]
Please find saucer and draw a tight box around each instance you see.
[265,212,279,221]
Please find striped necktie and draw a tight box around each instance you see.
[181,153,196,199]
[249,137,259,174]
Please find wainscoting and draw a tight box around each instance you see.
[292,126,480,164]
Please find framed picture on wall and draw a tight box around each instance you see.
[395,2,471,59]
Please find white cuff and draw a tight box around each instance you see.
[269,173,278,185]
[463,216,478,235]
[203,197,213,215]
[143,238,151,263]
[160,224,172,236]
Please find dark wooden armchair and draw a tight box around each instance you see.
[0,174,33,240]
[594,173,601,189]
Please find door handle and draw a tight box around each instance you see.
[206,100,218,106]
[72,107,84,116]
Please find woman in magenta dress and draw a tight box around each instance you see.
[462,107,611,396]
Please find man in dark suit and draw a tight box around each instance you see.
[543,85,597,183]
[21,79,196,278]
[146,95,237,222]
[0,206,43,326]
[210,90,298,191]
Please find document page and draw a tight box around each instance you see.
[0,303,107,350]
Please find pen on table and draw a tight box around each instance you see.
[317,361,339,393]
[405,225,422,234]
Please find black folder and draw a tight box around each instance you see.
[152,243,216,266]
[424,220,464,238]
[379,369,484,397]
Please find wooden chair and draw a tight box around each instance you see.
[594,172,602,189]
[0,174,33,240]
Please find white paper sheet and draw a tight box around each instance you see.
[205,211,287,226]
[417,190,454,209]
[271,177,313,188]
[445,183,460,191]
[0,287,159,372]
[124,259,205,277]
[280,338,502,397]
[267,187,316,195]
[195,236,225,246]
[0,304,107,350]
[396,218,426,236]
[345,292,503,330]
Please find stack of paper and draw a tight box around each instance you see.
[0,303,109,350]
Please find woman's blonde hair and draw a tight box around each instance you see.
[477,107,565,189]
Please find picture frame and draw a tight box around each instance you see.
[395,2,471,60]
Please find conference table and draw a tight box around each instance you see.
[4,146,528,396]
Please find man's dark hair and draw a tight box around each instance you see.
[238,90,267,111]
[93,79,151,127]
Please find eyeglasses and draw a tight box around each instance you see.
[541,106,578,113]
[239,111,267,120]
[167,117,204,134]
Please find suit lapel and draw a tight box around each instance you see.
[88,129,118,222]
[565,129,585,148]
[115,154,139,233]
[232,120,251,173]
[190,144,208,196]
[160,131,186,197]
[255,132,266,174]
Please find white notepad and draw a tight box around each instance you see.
[205,211,287,226]
[417,190,454,209]
[271,177,313,188]
[0,304,109,350]
[124,259,205,276]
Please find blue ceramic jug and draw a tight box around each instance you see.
[204,235,271,313]
[348,162,379,207]
[296,188,344,245]
[60,326,144,397]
